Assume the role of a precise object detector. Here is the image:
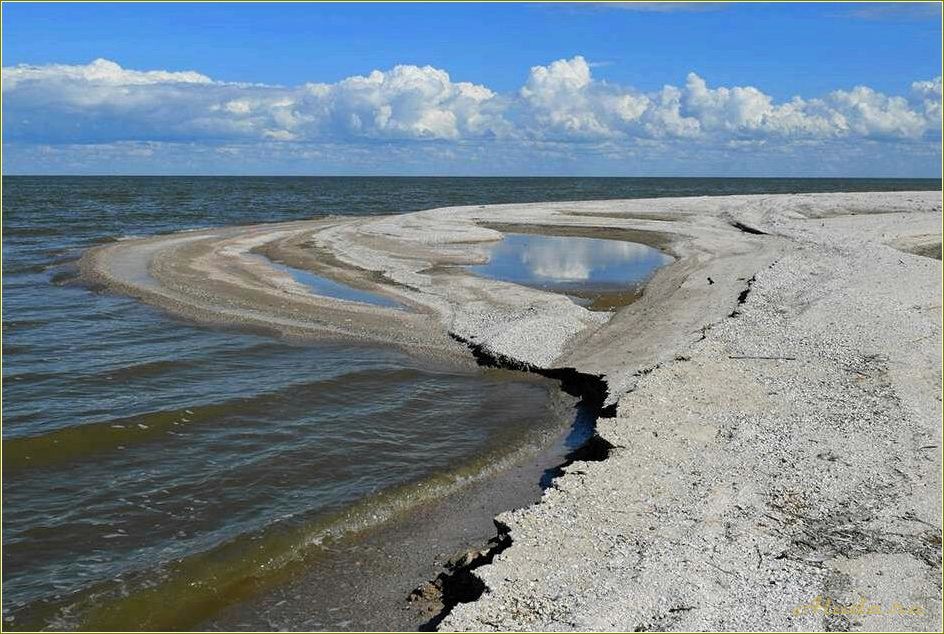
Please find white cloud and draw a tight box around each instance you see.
[2,59,504,143]
[912,76,943,123]
[1,57,940,154]
[520,55,614,138]
[517,57,940,142]
[680,73,843,137]
[518,56,697,140]
[643,85,701,137]
[827,85,928,138]
[305,65,506,140]
[1,57,212,88]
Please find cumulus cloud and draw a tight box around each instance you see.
[520,55,613,138]
[912,76,943,122]
[516,56,940,142]
[2,58,505,144]
[518,56,697,140]
[1,57,212,88]
[2,56,940,153]
[681,73,840,137]
[303,65,507,140]
[827,85,928,138]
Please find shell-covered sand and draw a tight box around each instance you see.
[82,190,942,631]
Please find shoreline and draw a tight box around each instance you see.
[6,362,576,632]
[202,384,599,631]
[78,190,942,631]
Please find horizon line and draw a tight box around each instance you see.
[3,174,942,180]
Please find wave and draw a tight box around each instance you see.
[2,225,71,238]
[6,410,561,632]
[2,366,426,473]
[1,320,47,333]
[5,339,329,386]
[3,357,196,389]
[48,269,81,286]
[2,263,50,275]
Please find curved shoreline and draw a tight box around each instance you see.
[80,190,942,631]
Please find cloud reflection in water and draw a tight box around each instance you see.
[471,233,672,291]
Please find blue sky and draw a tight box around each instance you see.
[2,2,941,176]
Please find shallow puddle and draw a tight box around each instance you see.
[469,233,673,309]
[267,259,404,309]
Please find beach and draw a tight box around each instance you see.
[75,189,942,631]
[445,193,944,632]
[5,1,942,628]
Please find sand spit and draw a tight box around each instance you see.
[81,191,942,631]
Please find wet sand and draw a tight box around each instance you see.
[81,191,942,631]
[203,393,589,631]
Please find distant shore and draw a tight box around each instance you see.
[82,190,942,631]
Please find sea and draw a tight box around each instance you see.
[2,176,940,630]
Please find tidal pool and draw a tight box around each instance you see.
[266,259,404,309]
[469,233,673,310]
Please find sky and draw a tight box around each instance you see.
[2,1,942,176]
